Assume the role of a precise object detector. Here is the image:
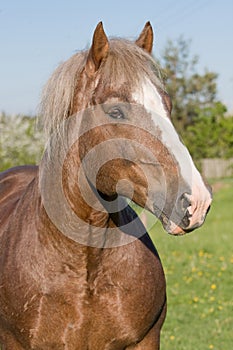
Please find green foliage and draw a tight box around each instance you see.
[183,106,233,160]
[159,36,233,161]
[0,113,44,171]
[160,37,222,134]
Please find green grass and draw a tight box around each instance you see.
[149,178,233,350]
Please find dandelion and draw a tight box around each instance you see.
[185,277,193,284]
[199,250,204,257]
[170,335,175,340]
[198,271,203,276]
[209,296,215,302]
[209,345,214,349]
[219,256,225,261]
[210,284,217,290]
[193,296,199,303]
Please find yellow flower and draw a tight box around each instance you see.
[219,256,225,261]
[185,277,193,284]
[209,345,214,349]
[170,335,175,340]
[193,296,199,303]
[211,284,217,290]
[199,250,204,257]
[198,271,203,276]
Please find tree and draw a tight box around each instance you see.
[182,105,233,161]
[160,37,224,135]
[0,113,44,171]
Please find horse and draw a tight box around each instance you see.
[0,22,212,349]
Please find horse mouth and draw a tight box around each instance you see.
[152,205,189,236]
[159,212,186,235]
[156,208,208,235]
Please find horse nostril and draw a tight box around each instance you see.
[206,205,211,215]
[181,209,192,228]
[180,193,191,212]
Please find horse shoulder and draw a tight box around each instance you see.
[0,165,38,226]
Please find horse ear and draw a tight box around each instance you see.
[86,22,109,74]
[135,22,153,54]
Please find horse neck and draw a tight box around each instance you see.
[62,150,110,226]
[38,140,110,247]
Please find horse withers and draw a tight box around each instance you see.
[0,22,212,349]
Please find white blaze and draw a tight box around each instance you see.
[132,78,212,226]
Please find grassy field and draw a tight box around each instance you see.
[149,178,233,350]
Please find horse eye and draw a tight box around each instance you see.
[108,107,124,119]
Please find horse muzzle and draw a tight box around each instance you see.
[154,190,212,235]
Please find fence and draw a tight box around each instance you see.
[201,158,233,179]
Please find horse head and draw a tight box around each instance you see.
[39,22,212,238]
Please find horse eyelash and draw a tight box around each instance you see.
[107,107,125,119]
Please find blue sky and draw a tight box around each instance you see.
[0,0,232,115]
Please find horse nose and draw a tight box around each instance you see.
[179,193,192,213]
[178,192,212,231]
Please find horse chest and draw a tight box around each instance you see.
[29,259,164,349]
[84,250,166,348]
[0,236,166,349]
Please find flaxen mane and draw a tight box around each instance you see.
[39,39,165,138]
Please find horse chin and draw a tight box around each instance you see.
[151,206,191,236]
[160,222,185,236]
[158,212,186,236]
[166,224,186,236]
